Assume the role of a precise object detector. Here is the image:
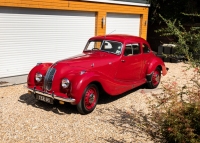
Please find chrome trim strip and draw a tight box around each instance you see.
[25,86,75,103]
[44,68,56,91]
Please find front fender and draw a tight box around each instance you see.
[27,63,53,86]
[146,57,167,76]
[70,71,100,104]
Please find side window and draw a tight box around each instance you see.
[132,43,140,55]
[124,44,133,56]
[142,44,150,53]
[124,43,140,56]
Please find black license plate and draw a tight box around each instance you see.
[36,94,54,104]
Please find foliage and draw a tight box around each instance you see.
[150,67,200,142]
[162,103,200,143]
[147,0,200,24]
[155,14,200,63]
[149,13,200,143]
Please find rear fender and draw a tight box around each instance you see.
[146,57,167,76]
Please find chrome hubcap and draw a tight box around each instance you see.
[152,70,160,86]
[89,94,95,104]
[155,74,160,82]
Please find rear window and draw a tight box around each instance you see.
[142,44,150,53]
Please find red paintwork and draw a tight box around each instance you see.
[27,34,167,104]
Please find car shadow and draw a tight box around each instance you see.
[19,84,147,115]
[98,84,147,104]
[18,93,79,115]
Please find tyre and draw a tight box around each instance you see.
[147,67,161,89]
[77,84,99,114]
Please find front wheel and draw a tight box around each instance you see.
[77,84,99,114]
[147,67,161,89]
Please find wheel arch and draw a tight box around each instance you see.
[89,81,106,95]
[146,66,162,89]
[146,65,162,82]
[146,56,167,76]
[70,72,104,104]
[157,65,162,71]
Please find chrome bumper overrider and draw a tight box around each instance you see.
[25,86,75,103]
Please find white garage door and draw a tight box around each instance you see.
[106,13,140,36]
[0,7,95,78]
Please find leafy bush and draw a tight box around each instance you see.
[162,103,200,143]
[151,67,200,143]
[155,14,200,63]
[150,14,200,143]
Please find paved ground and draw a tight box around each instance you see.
[0,75,27,87]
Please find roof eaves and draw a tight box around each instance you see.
[81,0,150,7]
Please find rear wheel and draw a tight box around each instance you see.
[147,67,161,89]
[77,84,99,114]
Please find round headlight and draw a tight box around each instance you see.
[62,78,70,88]
[35,72,43,82]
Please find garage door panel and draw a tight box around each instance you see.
[0,7,95,78]
[106,13,140,36]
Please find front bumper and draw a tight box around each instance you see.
[25,86,76,103]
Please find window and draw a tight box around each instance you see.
[124,43,140,56]
[101,41,122,55]
[85,41,103,50]
[103,41,112,49]
[84,40,122,55]
[124,44,132,56]
[132,43,140,54]
[142,44,150,53]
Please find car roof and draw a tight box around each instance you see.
[89,34,147,43]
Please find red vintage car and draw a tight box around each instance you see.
[27,34,168,114]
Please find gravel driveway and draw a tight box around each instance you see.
[0,63,194,143]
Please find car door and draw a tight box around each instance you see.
[115,43,144,81]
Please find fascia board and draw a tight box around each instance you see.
[81,0,150,7]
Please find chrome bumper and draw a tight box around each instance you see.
[25,86,75,103]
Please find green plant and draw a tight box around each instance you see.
[155,14,200,64]
[150,67,200,143]
[150,14,200,142]
[147,0,200,24]
[161,103,200,143]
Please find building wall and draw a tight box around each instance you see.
[0,0,149,39]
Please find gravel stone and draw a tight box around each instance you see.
[0,62,194,143]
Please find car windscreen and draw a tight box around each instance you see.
[84,40,123,55]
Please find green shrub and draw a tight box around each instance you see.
[161,103,200,143]
[151,14,200,143]
[155,14,200,63]
[151,68,200,142]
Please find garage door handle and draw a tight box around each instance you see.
[121,60,125,62]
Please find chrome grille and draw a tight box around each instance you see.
[44,68,56,91]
